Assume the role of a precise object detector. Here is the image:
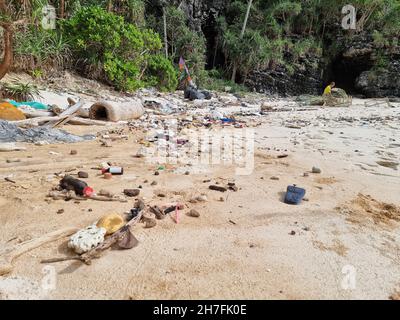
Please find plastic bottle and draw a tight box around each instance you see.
[101,166,124,175]
[60,175,94,197]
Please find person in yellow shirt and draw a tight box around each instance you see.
[323,82,335,95]
[323,82,335,107]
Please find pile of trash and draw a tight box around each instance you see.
[297,88,352,107]
[0,120,94,144]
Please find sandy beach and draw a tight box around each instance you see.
[0,82,399,300]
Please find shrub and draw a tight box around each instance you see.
[145,55,178,92]
[13,28,71,72]
[63,6,177,91]
[1,79,40,101]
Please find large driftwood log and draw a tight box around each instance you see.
[0,143,26,152]
[14,116,109,127]
[0,227,79,276]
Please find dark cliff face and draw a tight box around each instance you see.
[245,33,400,97]
[176,0,227,32]
[333,34,400,98]
[356,60,400,98]
[244,54,324,97]
[154,1,400,97]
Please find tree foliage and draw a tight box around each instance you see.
[1,0,400,88]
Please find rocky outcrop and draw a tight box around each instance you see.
[334,34,400,97]
[173,0,227,32]
[356,59,400,98]
[245,54,323,97]
[245,33,400,97]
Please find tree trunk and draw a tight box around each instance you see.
[59,0,65,19]
[0,0,13,80]
[231,0,253,83]
[163,6,168,59]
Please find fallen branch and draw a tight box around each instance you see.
[45,101,83,128]
[48,191,128,203]
[0,143,26,152]
[0,227,79,276]
[14,116,109,127]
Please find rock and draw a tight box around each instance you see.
[376,161,398,170]
[289,230,296,236]
[245,54,323,96]
[196,194,208,202]
[228,183,238,192]
[57,209,64,214]
[103,172,113,179]
[78,171,89,179]
[70,150,77,155]
[209,185,227,192]
[135,147,146,158]
[187,209,200,218]
[270,176,280,181]
[312,167,321,174]
[100,140,112,147]
[143,217,157,228]
[99,189,114,197]
[150,181,158,186]
[123,189,140,197]
[189,195,207,203]
[154,171,160,176]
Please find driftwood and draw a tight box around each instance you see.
[0,142,26,152]
[20,109,54,118]
[14,116,109,127]
[41,202,145,265]
[48,191,128,203]
[52,99,90,118]
[0,227,79,276]
[45,101,83,128]
[0,159,49,169]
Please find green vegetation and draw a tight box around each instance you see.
[1,0,399,93]
[1,79,40,101]
[64,6,170,91]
